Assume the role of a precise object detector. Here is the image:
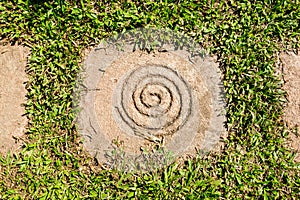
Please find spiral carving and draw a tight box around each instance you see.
[113,65,193,138]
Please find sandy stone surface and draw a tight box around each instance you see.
[280,51,300,161]
[94,51,211,155]
[76,29,226,171]
[0,44,29,156]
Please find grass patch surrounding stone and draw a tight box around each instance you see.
[0,0,299,199]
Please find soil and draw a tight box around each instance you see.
[279,51,300,161]
[0,43,29,156]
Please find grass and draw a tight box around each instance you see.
[0,0,300,199]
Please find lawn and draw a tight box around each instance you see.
[0,0,300,199]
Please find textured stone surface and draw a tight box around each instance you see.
[0,44,29,155]
[280,51,300,161]
[75,29,226,171]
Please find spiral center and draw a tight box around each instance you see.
[140,84,167,108]
[141,91,161,107]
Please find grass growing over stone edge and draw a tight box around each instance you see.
[0,0,300,199]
